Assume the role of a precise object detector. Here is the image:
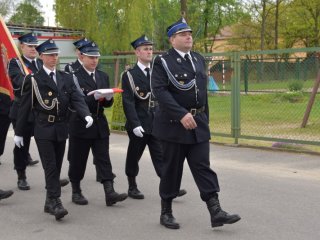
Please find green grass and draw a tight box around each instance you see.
[213,79,315,92]
[105,91,320,152]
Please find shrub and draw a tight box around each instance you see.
[288,81,303,92]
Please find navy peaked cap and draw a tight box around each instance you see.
[73,37,91,49]
[18,32,38,45]
[167,18,192,37]
[36,39,59,55]
[80,42,100,56]
[131,35,153,49]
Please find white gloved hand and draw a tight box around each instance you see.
[133,126,144,138]
[14,135,24,148]
[85,116,93,128]
[93,92,103,100]
[105,92,114,100]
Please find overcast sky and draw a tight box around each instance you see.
[39,0,55,27]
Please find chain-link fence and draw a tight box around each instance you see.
[59,47,320,147]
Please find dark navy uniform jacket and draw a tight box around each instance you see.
[8,56,43,121]
[64,59,82,73]
[15,68,90,141]
[122,64,153,134]
[68,66,113,139]
[151,48,210,144]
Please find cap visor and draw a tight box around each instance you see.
[82,52,101,57]
[41,49,60,55]
[23,42,39,46]
[174,28,192,35]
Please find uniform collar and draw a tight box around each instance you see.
[137,61,150,73]
[83,66,95,76]
[174,48,191,58]
[43,65,56,75]
[23,55,37,63]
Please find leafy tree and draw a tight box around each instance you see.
[0,0,16,19]
[9,0,44,26]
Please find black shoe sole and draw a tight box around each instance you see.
[128,193,145,199]
[212,216,241,228]
[18,186,30,190]
[28,160,39,166]
[160,220,180,229]
[55,210,68,220]
[72,199,88,205]
[106,194,128,206]
[0,191,14,200]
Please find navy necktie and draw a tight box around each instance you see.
[31,60,38,71]
[145,67,150,80]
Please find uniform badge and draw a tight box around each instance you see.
[177,58,182,63]
[140,92,144,97]
[48,91,52,96]
[44,99,49,104]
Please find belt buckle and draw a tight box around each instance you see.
[48,115,55,122]
[190,108,196,116]
[149,100,155,108]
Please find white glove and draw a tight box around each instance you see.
[85,116,93,128]
[133,126,144,138]
[105,92,113,100]
[14,135,24,148]
[93,92,103,100]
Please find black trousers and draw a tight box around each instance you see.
[0,114,11,156]
[36,139,66,198]
[125,131,163,178]
[12,120,33,171]
[68,136,114,183]
[160,140,220,202]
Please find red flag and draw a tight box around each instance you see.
[0,16,28,100]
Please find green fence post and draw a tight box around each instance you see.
[231,52,241,144]
[244,59,248,93]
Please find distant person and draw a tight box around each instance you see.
[14,39,93,221]
[8,32,41,190]
[64,37,91,73]
[122,35,186,199]
[151,18,241,229]
[67,42,127,206]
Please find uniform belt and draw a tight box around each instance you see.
[188,106,205,116]
[148,100,158,108]
[37,112,66,123]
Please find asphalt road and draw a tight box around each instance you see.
[1,130,319,240]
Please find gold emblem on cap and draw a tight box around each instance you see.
[48,91,52,96]
[179,81,184,84]
[44,99,49,104]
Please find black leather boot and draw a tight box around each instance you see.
[71,182,88,205]
[45,197,68,220]
[128,177,144,199]
[206,195,241,228]
[160,200,180,229]
[59,178,69,187]
[17,170,30,190]
[103,181,128,206]
[27,154,39,166]
[0,189,14,200]
[177,189,187,197]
